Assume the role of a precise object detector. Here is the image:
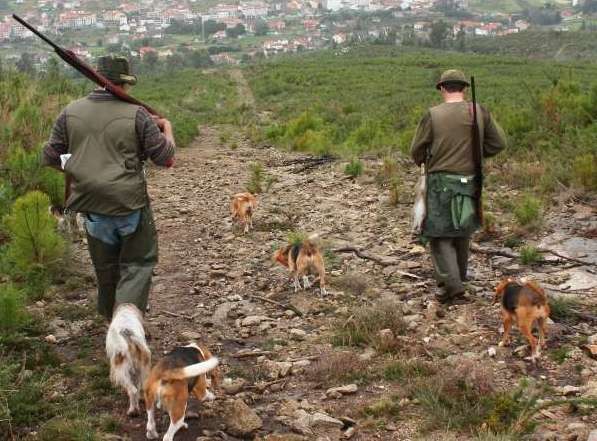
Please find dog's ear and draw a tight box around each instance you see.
[273,246,290,266]
[493,278,511,304]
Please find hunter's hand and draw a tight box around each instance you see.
[154,117,172,132]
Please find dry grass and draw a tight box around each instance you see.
[331,301,406,352]
[331,273,369,296]
[307,351,371,385]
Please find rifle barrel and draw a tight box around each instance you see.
[12,14,62,52]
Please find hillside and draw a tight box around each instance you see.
[466,30,597,61]
[1,49,596,440]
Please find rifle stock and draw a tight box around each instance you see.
[470,76,484,225]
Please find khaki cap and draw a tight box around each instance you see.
[97,55,137,86]
[436,69,469,90]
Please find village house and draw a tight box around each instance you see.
[139,46,158,59]
[453,20,480,35]
[263,38,289,56]
[303,18,319,30]
[210,53,239,64]
[514,19,529,31]
[102,10,128,26]
[270,0,289,14]
[474,22,501,36]
[220,17,244,28]
[158,49,173,58]
[213,30,228,39]
[268,19,286,32]
[58,10,97,29]
[69,45,90,59]
[240,1,269,19]
[0,21,11,41]
[208,4,241,20]
[332,31,347,44]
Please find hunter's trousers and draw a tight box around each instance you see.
[84,205,158,319]
[429,236,470,299]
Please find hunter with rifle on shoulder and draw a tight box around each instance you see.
[410,69,507,305]
[14,13,176,320]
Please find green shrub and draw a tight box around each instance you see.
[4,191,65,295]
[292,129,331,155]
[37,417,100,441]
[363,397,401,417]
[344,158,364,178]
[548,345,571,364]
[513,194,542,227]
[246,162,265,194]
[519,245,542,265]
[549,296,582,324]
[572,153,596,191]
[287,230,307,246]
[413,362,538,435]
[384,359,434,381]
[388,177,402,206]
[219,130,232,144]
[0,283,29,332]
[285,111,323,139]
[0,361,55,431]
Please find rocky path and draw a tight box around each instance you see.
[97,116,597,441]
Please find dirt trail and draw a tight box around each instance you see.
[229,69,256,109]
[134,125,427,440]
[107,113,597,441]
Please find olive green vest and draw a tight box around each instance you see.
[63,97,147,216]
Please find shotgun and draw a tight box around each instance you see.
[12,14,166,209]
[12,14,162,117]
[470,76,484,225]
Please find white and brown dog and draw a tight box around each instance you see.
[274,238,327,295]
[49,205,85,238]
[230,192,257,233]
[145,344,219,441]
[106,303,152,417]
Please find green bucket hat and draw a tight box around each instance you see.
[97,55,137,86]
[436,69,469,90]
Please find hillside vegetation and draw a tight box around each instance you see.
[466,30,597,60]
[245,46,596,195]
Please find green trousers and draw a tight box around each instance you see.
[86,206,158,319]
[429,236,470,299]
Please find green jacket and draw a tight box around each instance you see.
[411,101,507,237]
[411,101,507,174]
[64,97,147,216]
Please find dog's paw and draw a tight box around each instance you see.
[302,276,312,289]
[203,390,216,402]
[146,429,159,439]
[183,422,189,429]
[498,340,510,347]
[320,288,328,296]
[127,407,140,418]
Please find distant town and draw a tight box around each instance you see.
[0,0,595,70]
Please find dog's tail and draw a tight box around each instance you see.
[163,357,219,381]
